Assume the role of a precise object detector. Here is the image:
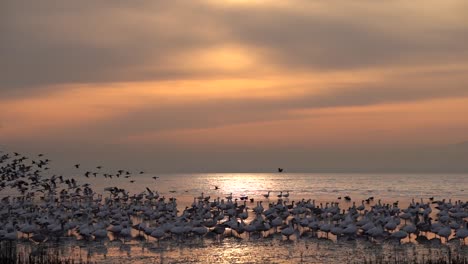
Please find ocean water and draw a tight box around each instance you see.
[80,172,468,208]
[3,173,468,263]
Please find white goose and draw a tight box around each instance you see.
[281,221,295,240]
[455,221,468,244]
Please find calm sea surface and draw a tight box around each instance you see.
[82,172,468,208]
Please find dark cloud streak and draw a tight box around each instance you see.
[2,0,468,91]
[59,79,468,139]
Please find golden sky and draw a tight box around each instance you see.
[1,0,468,172]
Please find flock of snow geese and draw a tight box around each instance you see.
[0,150,467,247]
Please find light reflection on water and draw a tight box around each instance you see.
[11,235,468,264]
[79,173,468,208]
[3,173,468,263]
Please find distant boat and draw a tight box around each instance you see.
[278,168,284,173]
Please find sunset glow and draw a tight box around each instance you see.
[2,0,468,172]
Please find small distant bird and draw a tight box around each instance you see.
[96,166,102,169]
[344,196,351,201]
[152,176,159,180]
[38,154,44,157]
[139,171,144,174]
[74,164,80,169]
[278,168,284,173]
[214,186,219,190]
[130,180,135,183]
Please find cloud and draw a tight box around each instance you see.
[214,0,468,71]
[2,0,468,93]
[6,70,463,142]
[0,0,224,90]
[2,0,468,172]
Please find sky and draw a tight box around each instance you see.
[1,0,468,173]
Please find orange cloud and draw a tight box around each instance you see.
[122,97,468,149]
